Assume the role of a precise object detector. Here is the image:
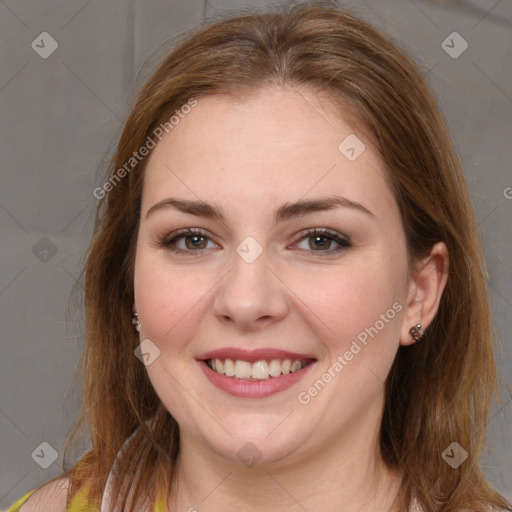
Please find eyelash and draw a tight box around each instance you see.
[158,227,351,257]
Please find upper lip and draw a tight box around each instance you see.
[197,348,316,362]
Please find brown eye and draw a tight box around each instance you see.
[294,228,351,255]
[185,234,208,250]
[160,229,219,255]
[308,234,333,250]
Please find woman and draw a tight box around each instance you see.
[8,2,510,511]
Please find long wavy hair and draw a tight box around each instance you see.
[45,2,511,511]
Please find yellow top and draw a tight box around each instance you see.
[5,485,168,512]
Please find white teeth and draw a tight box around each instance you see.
[224,358,235,377]
[207,358,309,380]
[269,359,282,377]
[251,360,269,380]
[214,358,224,374]
[234,360,252,379]
[290,360,302,373]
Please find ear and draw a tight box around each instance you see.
[400,241,449,346]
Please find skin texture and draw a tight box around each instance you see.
[133,86,448,512]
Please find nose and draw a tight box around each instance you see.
[212,246,289,332]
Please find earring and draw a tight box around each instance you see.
[409,324,423,342]
[132,312,141,332]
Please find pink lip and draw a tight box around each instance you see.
[198,359,317,398]
[196,348,316,363]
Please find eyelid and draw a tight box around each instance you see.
[291,227,350,243]
[161,227,216,245]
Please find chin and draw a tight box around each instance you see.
[190,417,312,468]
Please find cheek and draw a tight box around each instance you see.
[288,260,403,345]
[133,252,213,349]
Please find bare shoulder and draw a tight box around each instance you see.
[19,476,70,512]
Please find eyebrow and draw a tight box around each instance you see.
[145,195,374,222]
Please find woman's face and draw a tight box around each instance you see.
[134,86,414,467]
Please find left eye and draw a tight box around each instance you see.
[292,228,351,254]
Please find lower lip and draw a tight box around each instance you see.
[198,360,316,398]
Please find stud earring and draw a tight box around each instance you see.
[409,324,423,342]
[131,312,141,332]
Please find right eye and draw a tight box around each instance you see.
[158,228,220,256]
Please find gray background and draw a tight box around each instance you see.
[1,0,511,508]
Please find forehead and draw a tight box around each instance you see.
[141,87,397,222]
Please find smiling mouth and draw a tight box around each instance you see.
[205,358,315,381]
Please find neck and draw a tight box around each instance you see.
[167,398,404,511]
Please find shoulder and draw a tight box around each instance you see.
[18,476,70,512]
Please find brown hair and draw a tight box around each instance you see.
[48,2,510,511]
